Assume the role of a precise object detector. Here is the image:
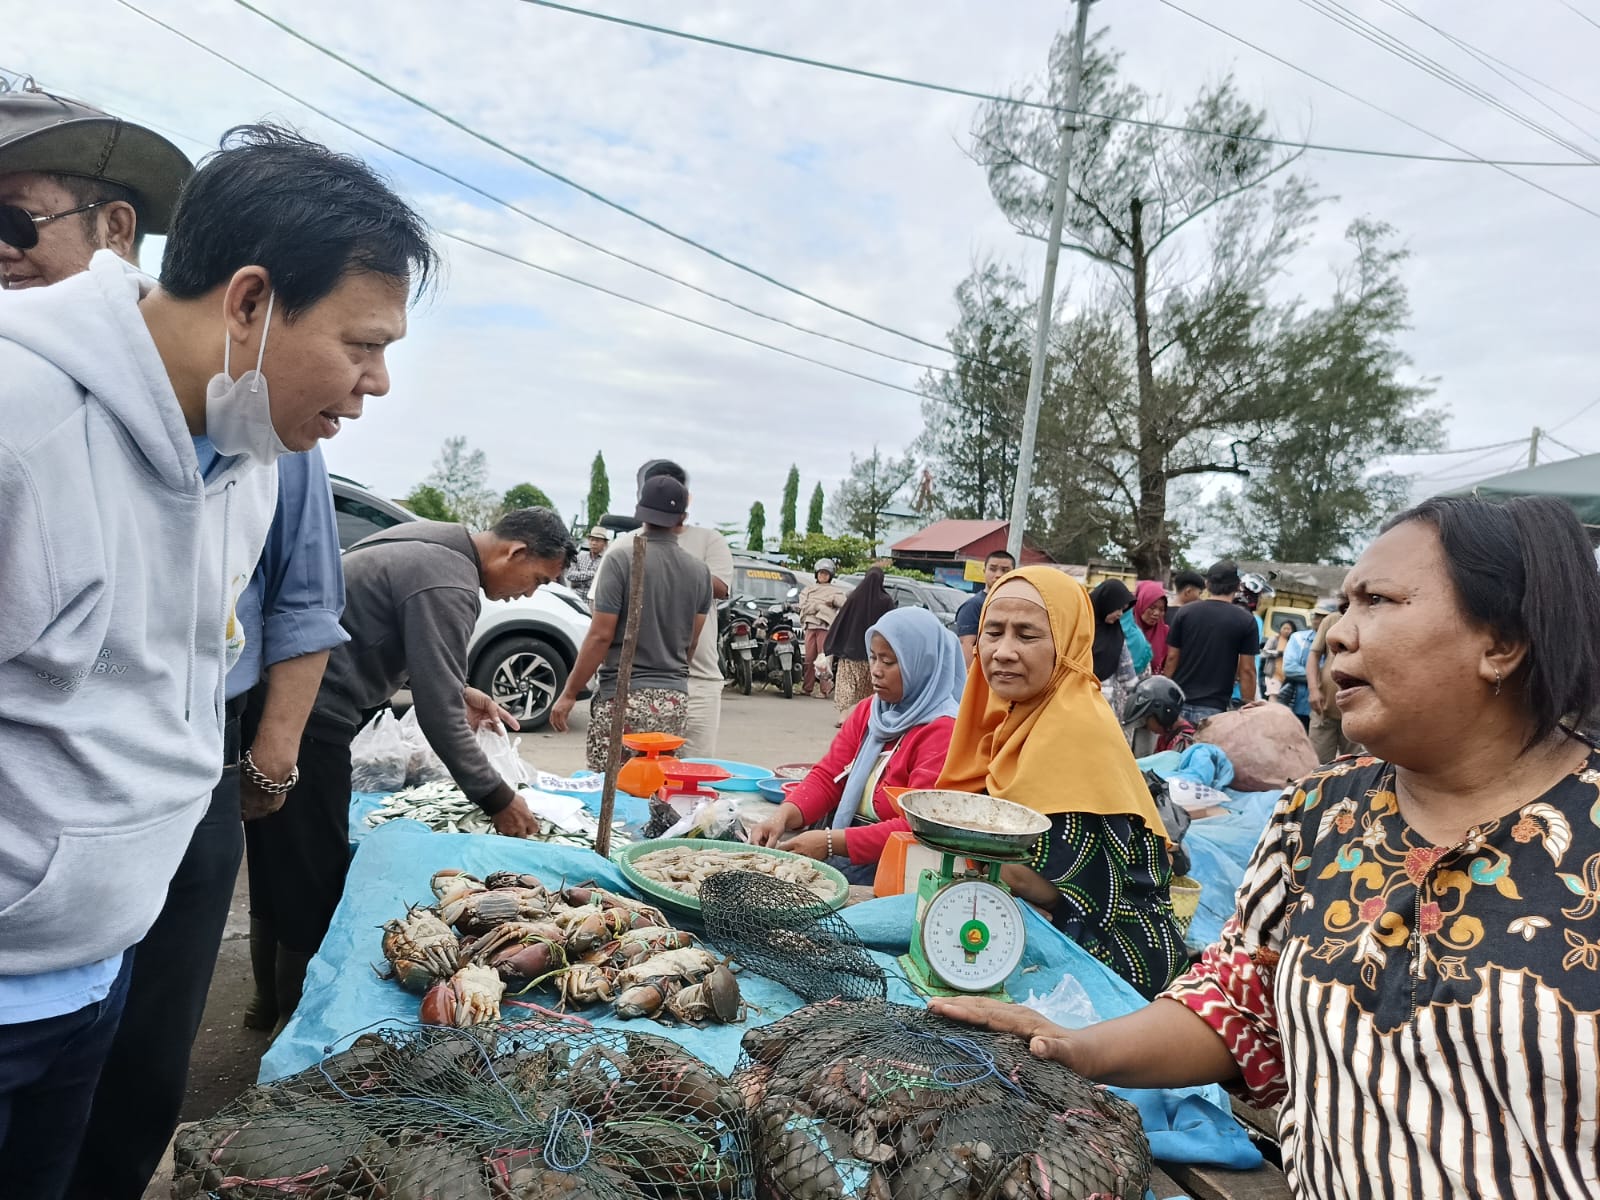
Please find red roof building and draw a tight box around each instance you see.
[889,520,1054,577]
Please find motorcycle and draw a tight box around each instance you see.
[758,602,803,699]
[718,596,762,696]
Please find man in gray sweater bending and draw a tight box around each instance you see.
[243,506,574,1025]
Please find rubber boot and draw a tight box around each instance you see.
[241,917,278,1031]
[270,947,314,1041]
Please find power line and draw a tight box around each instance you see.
[111,1,956,378]
[1401,436,1530,457]
[223,0,976,366]
[34,47,943,400]
[1559,0,1600,33]
[517,0,1600,169]
[1156,0,1600,222]
[1414,445,1530,483]
[1543,432,1592,457]
[1550,394,1600,433]
[442,231,926,399]
[1375,0,1600,151]
[1296,0,1599,164]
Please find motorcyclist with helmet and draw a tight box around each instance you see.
[1122,675,1197,757]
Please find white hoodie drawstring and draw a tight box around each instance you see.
[215,481,234,723]
[184,465,203,720]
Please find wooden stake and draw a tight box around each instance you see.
[595,534,648,857]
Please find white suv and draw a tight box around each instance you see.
[329,476,591,729]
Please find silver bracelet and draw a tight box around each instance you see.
[242,749,299,795]
[826,829,835,859]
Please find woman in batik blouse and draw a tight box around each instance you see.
[934,495,1600,1200]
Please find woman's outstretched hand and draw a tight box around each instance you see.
[926,996,1084,1070]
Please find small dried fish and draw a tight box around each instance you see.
[363,781,630,848]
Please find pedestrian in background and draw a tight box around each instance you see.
[594,460,732,757]
[1172,568,1206,606]
[565,526,611,601]
[798,557,846,697]
[826,566,896,724]
[1162,559,1260,722]
[1305,599,1360,760]
[955,549,1016,666]
[551,475,713,769]
[1133,580,1170,674]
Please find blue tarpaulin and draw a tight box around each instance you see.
[264,820,1259,1173]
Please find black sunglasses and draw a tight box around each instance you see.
[0,200,110,250]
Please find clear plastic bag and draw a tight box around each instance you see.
[1020,973,1101,1030]
[474,723,529,789]
[349,709,408,793]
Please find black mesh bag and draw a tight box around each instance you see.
[734,999,1150,1200]
[700,870,886,1003]
[171,1022,754,1199]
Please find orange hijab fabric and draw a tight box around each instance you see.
[936,567,1168,839]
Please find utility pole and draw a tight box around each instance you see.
[1528,426,1541,469]
[1006,0,1095,563]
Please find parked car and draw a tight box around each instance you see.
[329,475,591,729]
[730,558,801,603]
[835,572,968,629]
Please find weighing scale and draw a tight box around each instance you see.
[894,791,1050,999]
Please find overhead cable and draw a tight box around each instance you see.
[1559,0,1600,33]
[1156,0,1600,221]
[1375,0,1600,148]
[442,231,927,399]
[1549,394,1600,432]
[516,0,1599,168]
[111,0,956,377]
[1297,0,1599,164]
[1542,432,1591,458]
[222,0,974,365]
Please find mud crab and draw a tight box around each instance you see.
[420,963,506,1027]
[379,906,462,992]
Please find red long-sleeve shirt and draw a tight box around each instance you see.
[786,698,956,864]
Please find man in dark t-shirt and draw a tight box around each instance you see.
[1162,559,1260,722]
[550,475,713,771]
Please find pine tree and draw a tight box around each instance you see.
[780,465,800,539]
[586,452,611,528]
[806,483,825,535]
[746,502,767,553]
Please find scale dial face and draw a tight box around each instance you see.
[920,879,1025,991]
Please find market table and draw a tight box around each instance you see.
[266,821,1289,1193]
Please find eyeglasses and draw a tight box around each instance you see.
[0,201,111,251]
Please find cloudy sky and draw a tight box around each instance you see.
[14,0,1600,538]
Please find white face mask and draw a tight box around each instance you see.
[204,291,289,465]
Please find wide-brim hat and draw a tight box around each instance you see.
[0,88,193,234]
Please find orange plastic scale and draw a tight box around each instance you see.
[615,732,687,798]
[658,760,731,803]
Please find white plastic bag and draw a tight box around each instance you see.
[660,795,743,841]
[398,707,450,786]
[350,709,408,793]
[475,724,530,789]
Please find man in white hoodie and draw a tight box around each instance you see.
[0,121,435,1197]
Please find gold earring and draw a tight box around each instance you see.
[1493,669,1502,697]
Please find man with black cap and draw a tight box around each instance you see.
[550,473,714,772]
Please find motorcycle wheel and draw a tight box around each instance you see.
[737,657,753,696]
[779,659,794,699]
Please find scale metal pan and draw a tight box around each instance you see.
[896,790,1051,859]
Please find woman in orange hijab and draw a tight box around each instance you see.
[937,567,1186,998]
